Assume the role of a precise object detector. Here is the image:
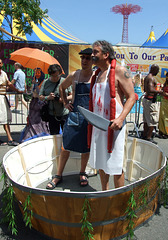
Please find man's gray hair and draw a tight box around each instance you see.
[92,40,116,61]
[14,62,22,68]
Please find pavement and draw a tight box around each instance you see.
[0,124,168,240]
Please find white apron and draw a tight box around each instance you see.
[89,67,126,175]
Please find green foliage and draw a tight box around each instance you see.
[162,160,168,206]
[138,181,149,208]
[0,162,33,234]
[0,0,48,39]
[125,191,137,240]
[0,185,18,235]
[81,197,94,240]
[0,161,8,190]
[23,192,33,228]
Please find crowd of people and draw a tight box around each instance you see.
[0,41,167,191]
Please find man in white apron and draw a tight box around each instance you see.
[88,41,135,190]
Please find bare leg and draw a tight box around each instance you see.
[14,95,28,110]
[146,126,154,139]
[114,171,124,188]
[80,152,89,172]
[80,152,89,186]
[57,149,70,176]
[143,122,148,138]
[47,149,70,188]
[3,124,13,141]
[99,169,110,191]
[15,95,19,110]
[21,96,28,109]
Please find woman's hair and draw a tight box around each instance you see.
[48,64,62,75]
[166,72,168,77]
[33,68,45,85]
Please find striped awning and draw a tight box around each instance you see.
[0,13,86,44]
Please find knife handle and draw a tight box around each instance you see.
[109,121,113,127]
[109,121,122,130]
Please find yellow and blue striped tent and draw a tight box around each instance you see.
[141,27,156,47]
[151,28,168,48]
[0,13,86,44]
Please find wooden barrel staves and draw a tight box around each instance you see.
[3,135,167,240]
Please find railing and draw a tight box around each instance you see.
[6,92,30,125]
[7,92,145,137]
[126,93,145,138]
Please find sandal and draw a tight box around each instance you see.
[0,140,7,146]
[46,175,62,190]
[79,172,88,187]
[8,140,19,146]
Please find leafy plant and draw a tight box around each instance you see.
[162,160,168,206]
[23,192,33,228]
[138,181,149,207]
[0,162,18,234]
[0,161,8,190]
[125,191,137,240]
[81,197,94,240]
[0,162,33,234]
[0,185,18,235]
[0,0,48,40]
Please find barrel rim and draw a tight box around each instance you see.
[3,136,167,198]
[7,165,165,198]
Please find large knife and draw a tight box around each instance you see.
[77,105,112,131]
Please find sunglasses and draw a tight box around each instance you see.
[80,55,91,60]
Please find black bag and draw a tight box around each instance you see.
[23,93,32,102]
[40,103,50,122]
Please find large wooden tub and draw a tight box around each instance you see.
[3,135,167,240]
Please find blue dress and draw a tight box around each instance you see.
[63,82,90,153]
[130,86,143,114]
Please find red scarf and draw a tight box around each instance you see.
[88,59,116,153]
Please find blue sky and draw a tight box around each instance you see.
[40,0,168,46]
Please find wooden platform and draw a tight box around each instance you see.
[38,173,132,192]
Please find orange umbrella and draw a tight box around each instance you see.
[10,47,64,74]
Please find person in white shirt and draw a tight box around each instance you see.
[11,62,27,112]
[0,59,23,146]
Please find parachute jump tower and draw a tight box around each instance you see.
[111,3,142,43]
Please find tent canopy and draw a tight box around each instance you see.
[0,13,86,44]
[150,28,168,48]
